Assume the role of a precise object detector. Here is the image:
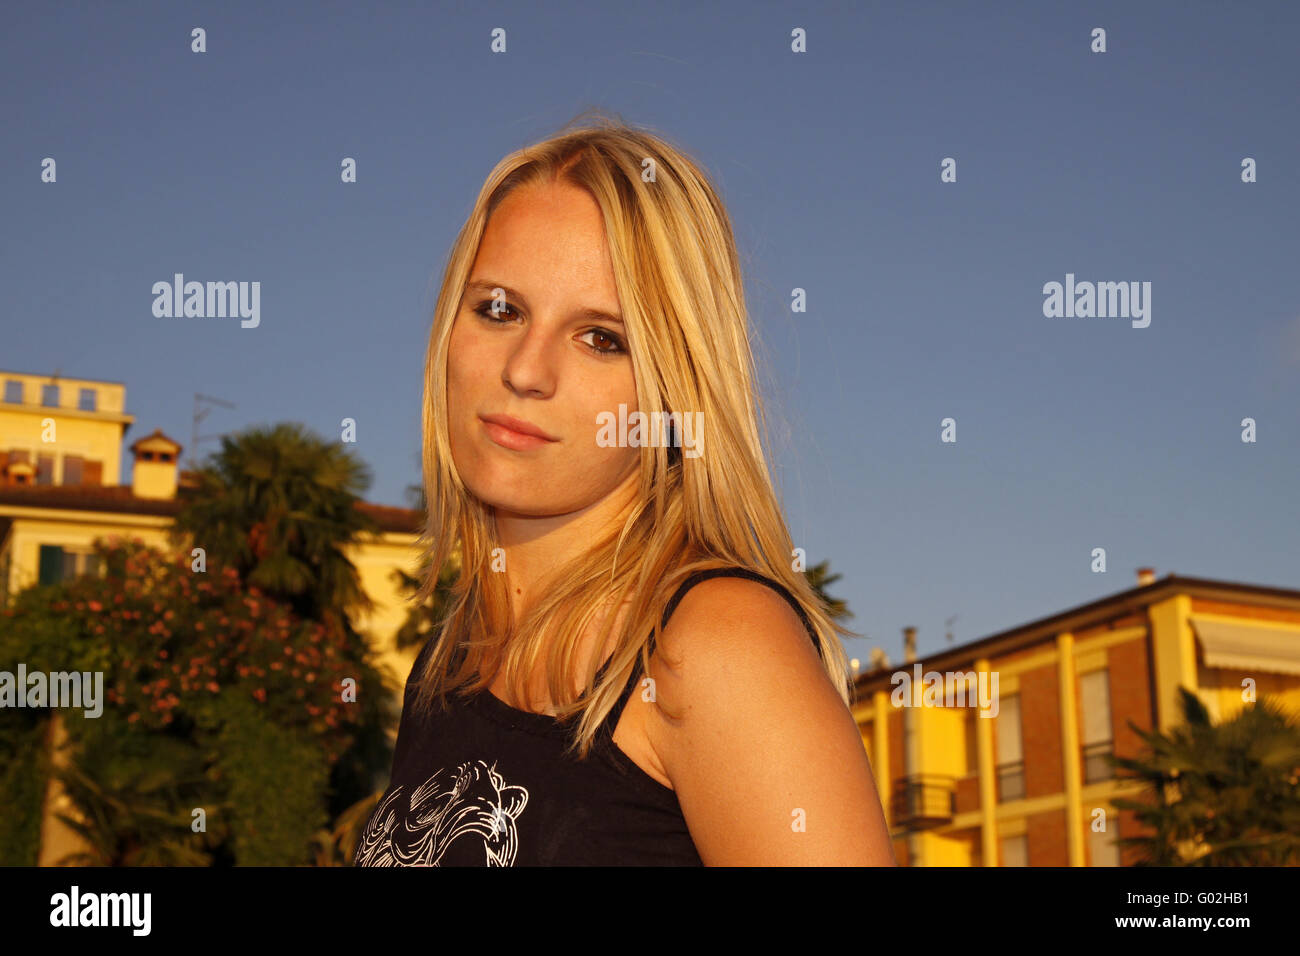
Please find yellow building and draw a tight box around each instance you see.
[852,569,1300,866]
[0,369,425,683]
[0,369,428,863]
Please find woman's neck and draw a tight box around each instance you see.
[491,468,639,622]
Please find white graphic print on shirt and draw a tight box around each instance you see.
[354,759,529,866]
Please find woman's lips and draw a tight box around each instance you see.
[481,417,558,451]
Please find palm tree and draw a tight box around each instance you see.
[173,423,377,627]
[171,422,395,822]
[804,559,852,620]
[1109,687,1300,865]
[50,714,218,866]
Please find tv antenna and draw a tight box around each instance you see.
[190,393,236,467]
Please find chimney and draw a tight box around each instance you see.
[903,626,917,664]
[869,647,890,672]
[129,429,183,500]
[1136,567,1156,586]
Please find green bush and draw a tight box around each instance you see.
[0,712,49,866]
[0,537,391,865]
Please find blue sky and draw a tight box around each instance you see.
[3,0,1296,667]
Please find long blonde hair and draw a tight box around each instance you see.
[411,110,858,758]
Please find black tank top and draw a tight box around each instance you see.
[352,567,819,866]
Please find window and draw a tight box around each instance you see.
[996,693,1024,801]
[1000,834,1028,867]
[41,384,59,407]
[1089,822,1120,866]
[1080,669,1115,783]
[37,545,100,585]
[63,455,85,486]
[3,380,21,403]
[38,545,63,585]
[36,454,55,486]
[78,388,97,411]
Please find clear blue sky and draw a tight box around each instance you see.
[3,1,1297,667]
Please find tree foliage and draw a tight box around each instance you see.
[0,538,389,865]
[1110,687,1300,866]
[804,559,851,620]
[172,422,377,627]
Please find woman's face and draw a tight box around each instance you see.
[446,181,639,519]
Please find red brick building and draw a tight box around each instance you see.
[851,570,1300,865]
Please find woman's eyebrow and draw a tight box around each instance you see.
[463,279,624,326]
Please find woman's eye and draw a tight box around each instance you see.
[473,302,624,356]
[579,329,626,356]
[474,302,517,322]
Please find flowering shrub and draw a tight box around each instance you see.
[0,537,393,865]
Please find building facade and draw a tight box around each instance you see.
[0,369,432,864]
[0,369,425,689]
[852,571,1300,866]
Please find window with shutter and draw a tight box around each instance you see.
[38,545,64,585]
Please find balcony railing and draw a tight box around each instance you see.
[891,774,957,830]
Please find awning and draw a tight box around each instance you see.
[1190,616,1300,676]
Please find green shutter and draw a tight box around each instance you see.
[38,545,64,585]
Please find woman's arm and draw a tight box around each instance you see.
[646,577,898,866]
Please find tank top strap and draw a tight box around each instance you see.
[652,566,820,655]
[593,567,821,742]
[593,657,646,743]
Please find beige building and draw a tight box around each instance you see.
[0,368,425,682]
[0,369,427,864]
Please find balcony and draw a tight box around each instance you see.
[891,774,956,830]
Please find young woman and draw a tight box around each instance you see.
[353,114,896,867]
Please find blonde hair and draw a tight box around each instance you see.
[411,110,858,758]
